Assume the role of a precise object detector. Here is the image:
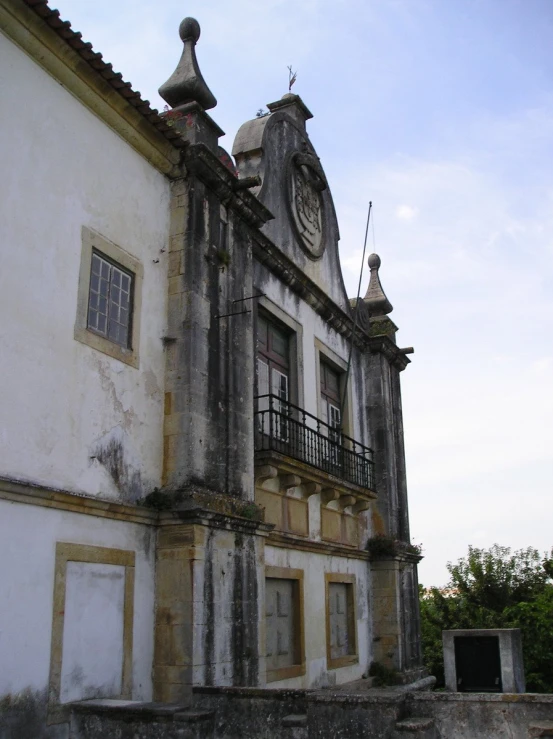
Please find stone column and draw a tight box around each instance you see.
[361,254,424,679]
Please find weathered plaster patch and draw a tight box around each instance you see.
[92,356,138,432]
[90,427,145,502]
[143,369,162,401]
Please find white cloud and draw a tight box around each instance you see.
[334,131,553,585]
[395,204,419,220]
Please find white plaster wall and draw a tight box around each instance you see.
[264,545,372,689]
[0,33,171,500]
[0,499,155,700]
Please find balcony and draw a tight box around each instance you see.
[254,394,375,492]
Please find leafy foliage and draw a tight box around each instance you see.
[419,544,553,692]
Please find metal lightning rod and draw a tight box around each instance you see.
[341,201,372,420]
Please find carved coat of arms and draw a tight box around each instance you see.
[288,151,327,259]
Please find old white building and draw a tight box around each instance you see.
[0,1,424,736]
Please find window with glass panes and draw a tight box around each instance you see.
[87,251,133,348]
[320,361,341,430]
[257,315,290,439]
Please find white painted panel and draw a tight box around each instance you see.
[60,562,125,703]
[0,500,154,701]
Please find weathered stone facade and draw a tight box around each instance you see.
[0,2,430,737]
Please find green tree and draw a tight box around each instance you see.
[419,545,553,692]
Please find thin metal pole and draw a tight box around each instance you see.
[341,201,372,419]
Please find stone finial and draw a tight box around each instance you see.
[159,17,217,110]
[363,253,393,316]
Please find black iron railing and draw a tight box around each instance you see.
[254,394,375,491]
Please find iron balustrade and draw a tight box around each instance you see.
[254,394,375,491]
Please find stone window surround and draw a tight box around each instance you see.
[264,565,306,684]
[325,572,359,670]
[47,543,135,725]
[75,226,143,368]
[256,295,304,411]
[314,337,354,439]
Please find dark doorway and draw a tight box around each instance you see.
[454,635,502,692]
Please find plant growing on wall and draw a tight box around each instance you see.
[367,534,422,559]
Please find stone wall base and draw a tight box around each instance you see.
[66,689,553,739]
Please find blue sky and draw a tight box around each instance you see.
[53,0,553,585]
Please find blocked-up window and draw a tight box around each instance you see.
[266,579,295,669]
[328,582,351,658]
[326,574,358,669]
[265,569,305,682]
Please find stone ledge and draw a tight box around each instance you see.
[267,531,370,561]
[71,699,192,722]
[308,691,406,706]
[173,710,215,723]
[0,476,158,525]
[411,691,553,704]
[193,686,309,701]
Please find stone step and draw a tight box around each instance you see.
[392,716,437,739]
[282,713,308,739]
[70,700,215,739]
[529,721,553,738]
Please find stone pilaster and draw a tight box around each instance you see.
[361,254,424,679]
[162,163,258,498]
[153,510,272,702]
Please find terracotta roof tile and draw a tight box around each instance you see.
[22,0,185,148]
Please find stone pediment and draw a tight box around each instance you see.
[232,95,351,313]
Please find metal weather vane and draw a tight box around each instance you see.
[288,65,297,92]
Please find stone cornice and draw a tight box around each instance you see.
[158,508,274,537]
[267,531,370,561]
[367,336,411,371]
[253,232,370,350]
[183,143,273,228]
[1,0,183,175]
[0,475,158,525]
